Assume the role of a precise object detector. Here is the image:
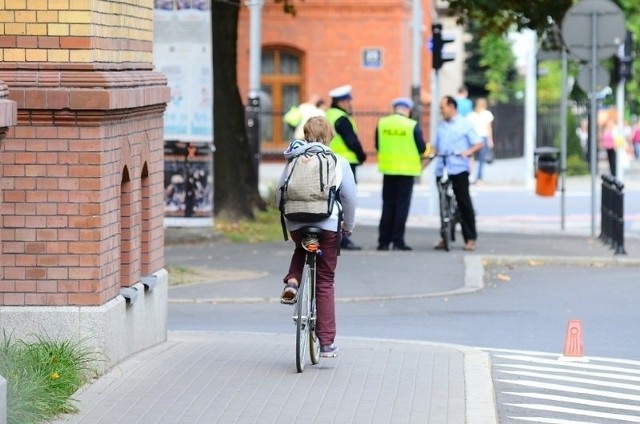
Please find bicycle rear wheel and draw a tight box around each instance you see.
[295,263,311,373]
[439,186,452,251]
[308,259,320,365]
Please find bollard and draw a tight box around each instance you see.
[613,178,626,255]
[599,174,626,255]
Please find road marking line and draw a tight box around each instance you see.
[504,403,640,422]
[496,363,640,382]
[508,416,598,423]
[497,370,640,391]
[493,354,640,374]
[503,391,640,412]
[498,379,640,401]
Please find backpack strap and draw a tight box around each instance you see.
[278,182,289,241]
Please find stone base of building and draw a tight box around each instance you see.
[0,269,168,373]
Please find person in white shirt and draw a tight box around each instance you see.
[467,98,494,183]
[293,94,326,140]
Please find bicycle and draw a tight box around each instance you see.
[289,226,322,373]
[435,154,461,251]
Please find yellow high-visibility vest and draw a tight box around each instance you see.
[326,107,359,164]
[377,113,421,176]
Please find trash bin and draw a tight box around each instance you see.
[534,147,560,197]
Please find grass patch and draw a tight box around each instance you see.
[166,265,223,286]
[0,333,100,424]
[214,206,283,243]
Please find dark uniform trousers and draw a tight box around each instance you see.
[378,174,414,246]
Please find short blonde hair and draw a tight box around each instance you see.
[303,116,334,145]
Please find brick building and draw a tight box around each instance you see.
[237,0,434,156]
[0,1,170,371]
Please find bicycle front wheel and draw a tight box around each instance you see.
[295,263,311,373]
[439,187,452,251]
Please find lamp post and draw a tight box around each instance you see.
[246,0,264,187]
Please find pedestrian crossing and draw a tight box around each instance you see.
[484,348,640,423]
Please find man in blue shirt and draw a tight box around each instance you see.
[432,96,483,251]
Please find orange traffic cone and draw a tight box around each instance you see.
[560,319,588,362]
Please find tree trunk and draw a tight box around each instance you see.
[212,0,266,221]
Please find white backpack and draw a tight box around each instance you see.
[279,145,340,240]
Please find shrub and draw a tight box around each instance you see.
[0,333,100,424]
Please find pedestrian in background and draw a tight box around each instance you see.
[467,98,494,184]
[293,94,326,140]
[599,118,617,176]
[455,85,473,117]
[326,84,367,250]
[432,96,483,252]
[375,97,426,251]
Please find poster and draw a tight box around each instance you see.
[153,1,213,142]
[154,1,214,226]
[163,141,213,225]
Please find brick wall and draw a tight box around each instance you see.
[0,0,169,307]
[237,0,433,154]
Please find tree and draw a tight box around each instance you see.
[212,0,295,221]
[447,0,640,114]
[212,0,266,221]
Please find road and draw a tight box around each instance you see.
[168,159,640,422]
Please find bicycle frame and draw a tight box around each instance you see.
[436,155,459,251]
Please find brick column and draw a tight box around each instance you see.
[0,1,170,371]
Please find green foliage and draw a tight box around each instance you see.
[566,153,589,176]
[548,107,588,176]
[0,332,99,424]
[446,0,573,35]
[478,33,517,103]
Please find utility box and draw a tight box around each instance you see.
[534,147,560,196]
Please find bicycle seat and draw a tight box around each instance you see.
[301,226,323,236]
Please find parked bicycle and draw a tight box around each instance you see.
[285,226,322,372]
[433,153,461,251]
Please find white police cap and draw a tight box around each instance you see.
[392,97,414,109]
[328,85,352,101]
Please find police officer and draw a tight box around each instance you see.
[375,97,426,251]
[326,85,367,250]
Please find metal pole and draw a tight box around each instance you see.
[560,46,568,230]
[246,0,264,186]
[616,44,625,182]
[524,30,537,190]
[589,11,598,238]
[411,0,422,121]
[428,69,439,217]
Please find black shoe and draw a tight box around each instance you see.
[392,244,412,251]
[377,244,389,251]
[341,240,362,250]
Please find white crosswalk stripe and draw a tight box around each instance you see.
[484,348,640,423]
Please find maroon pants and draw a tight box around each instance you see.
[284,229,339,346]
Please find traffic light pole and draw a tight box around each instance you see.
[411,0,422,122]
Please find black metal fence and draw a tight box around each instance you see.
[600,174,626,255]
[259,100,589,161]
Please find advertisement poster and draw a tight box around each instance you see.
[154,1,214,225]
[163,141,213,226]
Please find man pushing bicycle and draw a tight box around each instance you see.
[431,96,483,252]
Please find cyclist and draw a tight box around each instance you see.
[275,116,357,358]
[432,96,483,251]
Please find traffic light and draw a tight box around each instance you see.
[613,31,634,84]
[431,23,455,70]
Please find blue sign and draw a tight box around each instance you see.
[362,48,383,69]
